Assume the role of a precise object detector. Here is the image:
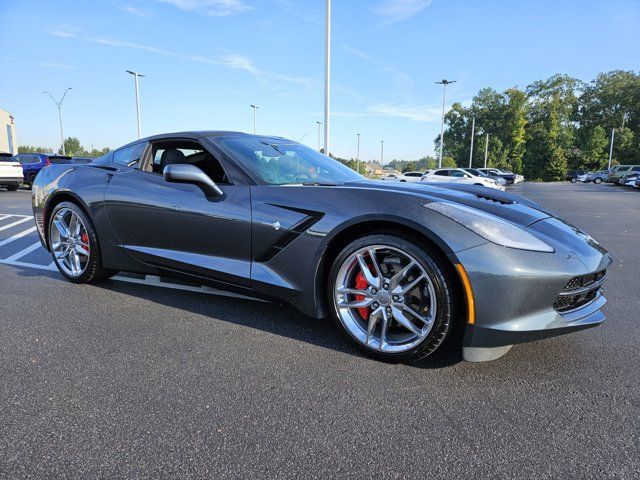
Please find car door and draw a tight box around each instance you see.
[103,139,252,287]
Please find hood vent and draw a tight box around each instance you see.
[475,193,515,205]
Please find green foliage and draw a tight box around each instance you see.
[436,70,640,181]
[18,145,54,154]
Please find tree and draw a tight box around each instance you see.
[578,125,608,170]
[18,146,54,154]
[59,137,83,156]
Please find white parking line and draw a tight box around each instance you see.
[0,217,33,232]
[4,241,44,262]
[0,226,37,247]
[0,214,10,221]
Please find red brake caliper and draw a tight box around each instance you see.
[355,271,370,320]
[81,232,89,251]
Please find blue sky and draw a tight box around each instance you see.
[1,0,639,161]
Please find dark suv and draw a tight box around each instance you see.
[15,153,76,187]
[565,170,586,183]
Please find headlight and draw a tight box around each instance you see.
[424,202,555,252]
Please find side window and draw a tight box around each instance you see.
[406,172,421,177]
[113,143,146,167]
[450,170,465,177]
[147,140,230,184]
[434,170,449,176]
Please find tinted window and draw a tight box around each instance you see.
[17,155,39,164]
[434,170,449,176]
[405,172,422,177]
[0,154,16,162]
[113,143,146,167]
[49,156,74,164]
[450,170,466,177]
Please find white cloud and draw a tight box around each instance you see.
[339,44,413,89]
[119,5,149,17]
[45,25,80,38]
[372,0,431,23]
[333,103,442,122]
[155,0,251,17]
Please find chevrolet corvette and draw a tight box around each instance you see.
[32,131,611,362]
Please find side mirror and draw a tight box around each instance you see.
[163,164,223,198]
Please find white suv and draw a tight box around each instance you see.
[420,168,504,190]
[0,153,24,191]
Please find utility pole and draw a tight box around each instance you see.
[436,79,456,168]
[323,0,331,156]
[380,140,384,165]
[126,71,145,139]
[316,121,322,151]
[483,133,490,168]
[608,128,615,170]
[44,88,72,155]
[468,115,476,168]
[356,133,361,174]
[250,104,259,134]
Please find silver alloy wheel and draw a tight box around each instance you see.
[334,245,437,353]
[50,208,90,278]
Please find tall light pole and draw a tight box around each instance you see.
[436,79,456,168]
[44,88,72,155]
[483,133,490,168]
[608,128,615,170]
[126,71,144,139]
[468,115,476,168]
[323,0,331,156]
[316,121,322,151]
[356,133,361,174]
[250,104,259,134]
[380,140,384,165]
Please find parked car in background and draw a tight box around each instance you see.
[620,172,639,187]
[421,168,504,190]
[462,168,508,186]
[15,153,79,187]
[609,165,640,184]
[381,171,424,182]
[635,176,640,189]
[0,152,24,191]
[586,170,609,184]
[577,173,589,183]
[478,168,516,185]
[71,156,94,164]
[565,170,586,183]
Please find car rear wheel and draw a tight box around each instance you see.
[328,234,456,362]
[594,178,602,184]
[28,173,37,188]
[49,201,116,283]
[570,178,577,183]
[6,184,19,191]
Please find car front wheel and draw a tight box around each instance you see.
[49,201,116,283]
[328,234,456,362]
[570,178,577,183]
[594,178,602,184]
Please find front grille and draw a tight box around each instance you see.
[554,270,606,313]
[562,270,606,292]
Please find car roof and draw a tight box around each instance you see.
[115,131,292,151]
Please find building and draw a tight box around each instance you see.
[0,109,18,154]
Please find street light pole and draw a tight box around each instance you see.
[126,71,145,139]
[484,133,490,168]
[608,128,615,170]
[468,115,476,168]
[316,121,322,151]
[356,133,360,174]
[250,104,259,134]
[323,0,331,156]
[435,79,456,168]
[380,140,384,165]
[44,88,72,155]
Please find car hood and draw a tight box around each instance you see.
[346,180,553,228]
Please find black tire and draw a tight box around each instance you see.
[6,184,19,191]
[28,173,37,188]
[49,201,117,283]
[327,233,458,363]
[594,178,602,184]
[570,177,577,183]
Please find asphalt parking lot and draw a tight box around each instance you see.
[1,182,639,479]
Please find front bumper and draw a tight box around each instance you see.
[452,220,611,354]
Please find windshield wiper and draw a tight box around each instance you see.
[302,181,340,186]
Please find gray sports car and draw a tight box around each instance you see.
[32,131,611,362]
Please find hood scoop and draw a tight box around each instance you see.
[475,193,516,205]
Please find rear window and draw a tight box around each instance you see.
[0,153,16,162]
[48,156,74,164]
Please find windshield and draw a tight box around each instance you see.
[216,136,363,185]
